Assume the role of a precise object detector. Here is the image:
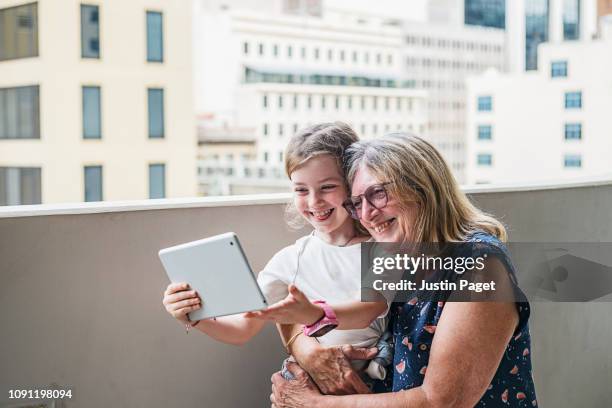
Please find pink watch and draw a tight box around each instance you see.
[303,301,338,337]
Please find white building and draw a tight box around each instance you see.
[402,21,505,178]
[193,1,507,193]
[0,0,197,205]
[466,17,612,185]
[194,2,427,194]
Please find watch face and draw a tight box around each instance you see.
[310,323,338,338]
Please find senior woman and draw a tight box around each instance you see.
[270,133,537,408]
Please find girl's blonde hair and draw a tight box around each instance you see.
[284,122,362,231]
[344,133,507,242]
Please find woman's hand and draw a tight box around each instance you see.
[244,284,323,325]
[300,344,375,395]
[162,282,201,324]
[270,362,323,408]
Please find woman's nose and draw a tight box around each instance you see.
[360,198,379,221]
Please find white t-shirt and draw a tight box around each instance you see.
[257,233,387,350]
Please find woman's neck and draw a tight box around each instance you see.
[315,221,363,247]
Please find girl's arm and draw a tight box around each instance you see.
[163,282,266,345]
[246,284,387,329]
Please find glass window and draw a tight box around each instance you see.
[146,11,163,62]
[477,153,493,166]
[551,61,568,77]
[563,0,580,41]
[148,88,164,138]
[84,165,103,202]
[564,123,582,140]
[0,3,38,61]
[564,91,582,109]
[564,154,582,168]
[263,123,268,136]
[81,4,100,59]
[263,94,268,108]
[477,96,492,111]
[149,163,165,199]
[243,41,249,54]
[477,125,492,140]
[278,95,283,109]
[82,86,101,139]
[0,85,40,139]
[0,166,41,205]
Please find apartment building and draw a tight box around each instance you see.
[466,17,612,184]
[0,0,196,205]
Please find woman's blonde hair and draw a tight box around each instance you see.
[344,132,507,242]
[284,122,363,231]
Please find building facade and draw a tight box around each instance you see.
[193,2,427,194]
[466,18,612,184]
[507,0,598,72]
[0,0,197,205]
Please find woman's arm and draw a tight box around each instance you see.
[273,299,518,407]
[277,323,375,395]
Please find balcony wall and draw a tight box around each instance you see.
[1,179,612,407]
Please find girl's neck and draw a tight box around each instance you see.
[314,221,362,247]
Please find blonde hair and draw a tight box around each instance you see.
[283,122,363,231]
[344,133,507,242]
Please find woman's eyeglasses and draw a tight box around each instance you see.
[342,182,392,220]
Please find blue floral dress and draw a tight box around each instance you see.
[381,232,538,407]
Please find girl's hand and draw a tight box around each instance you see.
[244,284,324,325]
[162,282,201,325]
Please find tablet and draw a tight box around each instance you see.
[159,232,268,321]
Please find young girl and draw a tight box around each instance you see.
[162,122,392,381]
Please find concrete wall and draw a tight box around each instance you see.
[1,181,612,407]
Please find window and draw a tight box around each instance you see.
[314,48,320,59]
[149,163,165,199]
[81,5,100,58]
[263,152,269,163]
[335,96,340,109]
[0,166,41,205]
[147,88,164,138]
[477,153,493,166]
[258,43,264,55]
[0,85,40,139]
[565,91,582,109]
[263,123,268,136]
[477,96,492,111]
[243,41,249,54]
[477,125,492,140]
[273,44,279,57]
[307,95,312,109]
[278,95,283,109]
[551,61,567,77]
[278,152,283,163]
[564,154,582,168]
[263,94,268,108]
[82,86,101,139]
[0,3,38,61]
[287,45,292,58]
[278,124,284,136]
[84,165,102,201]
[146,11,163,62]
[293,94,298,109]
[321,95,326,109]
[564,123,582,140]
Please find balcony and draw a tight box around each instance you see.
[1,179,612,407]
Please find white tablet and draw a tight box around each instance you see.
[159,232,268,321]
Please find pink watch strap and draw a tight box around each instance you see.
[303,300,339,337]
